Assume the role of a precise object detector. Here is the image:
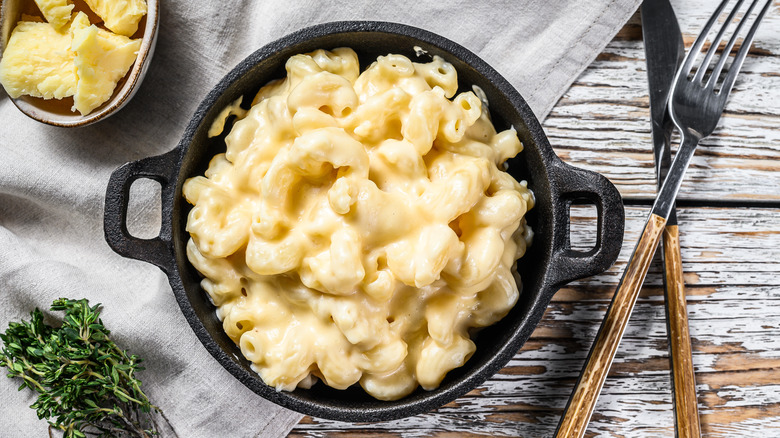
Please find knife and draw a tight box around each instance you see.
[641,1,701,437]
[554,2,707,436]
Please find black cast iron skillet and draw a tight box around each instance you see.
[104,21,624,422]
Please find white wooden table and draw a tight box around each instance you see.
[291,2,780,436]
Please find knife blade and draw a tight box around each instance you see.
[641,1,702,437]
[642,0,684,217]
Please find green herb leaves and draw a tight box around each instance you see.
[0,298,160,438]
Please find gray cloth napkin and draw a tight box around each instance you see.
[0,0,640,436]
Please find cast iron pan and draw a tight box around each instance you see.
[104,21,624,422]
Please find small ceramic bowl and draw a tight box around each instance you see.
[0,0,159,127]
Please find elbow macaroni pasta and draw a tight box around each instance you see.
[183,48,535,400]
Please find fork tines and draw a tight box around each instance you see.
[681,0,772,93]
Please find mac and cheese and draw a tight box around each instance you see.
[184,48,534,400]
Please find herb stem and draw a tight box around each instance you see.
[0,298,160,438]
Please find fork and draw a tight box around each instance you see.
[554,1,773,437]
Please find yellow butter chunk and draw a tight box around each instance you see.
[83,0,147,36]
[0,20,78,99]
[70,23,141,115]
[33,0,75,29]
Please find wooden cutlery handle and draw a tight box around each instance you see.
[555,213,667,438]
[663,225,702,438]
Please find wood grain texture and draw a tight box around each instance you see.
[291,1,780,436]
[663,225,701,438]
[546,0,780,203]
[556,214,666,438]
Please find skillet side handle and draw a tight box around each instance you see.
[547,163,625,287]
[104,149,179,275]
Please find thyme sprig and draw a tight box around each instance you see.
[0,298,160,438]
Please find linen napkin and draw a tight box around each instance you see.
[0,0,641,436]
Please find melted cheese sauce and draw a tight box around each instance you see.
[184,48,534,400]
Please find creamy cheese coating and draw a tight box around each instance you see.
[184,48,534,400]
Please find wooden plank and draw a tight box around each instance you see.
[546,0,780,203]
[291,206,780,437]
[568,206,780,288]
